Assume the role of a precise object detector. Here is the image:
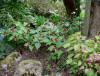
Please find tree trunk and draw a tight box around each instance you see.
[63,0,76,17]
[63,0,80,17]
[83,0,100,38]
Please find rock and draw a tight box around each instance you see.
[50,72,66,76]
[14,60,43,76]
[0,52,21,68]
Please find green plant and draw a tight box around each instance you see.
[60,16,83,35]
[47,64,51,70]
[1,21,67,60]
[33,13,46,26]
[0,0,33,27]
[49,14,60,24]
[0,39,14,60]
[0,12,83,61]
[63,32,100,75]
[27,0,52,15]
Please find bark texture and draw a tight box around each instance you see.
[83,0,100,37]
[63,0,76,16]
[63,0,80,17]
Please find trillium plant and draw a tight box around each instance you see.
[0,21,66,61]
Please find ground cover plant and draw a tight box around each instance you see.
[0,0,34,27]
[1,0,100,76]
[64,32,100,76]
[0,13,83,60]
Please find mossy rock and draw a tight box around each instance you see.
[0,52,21,68]
[50,72,63,76]
[14,60,43,76]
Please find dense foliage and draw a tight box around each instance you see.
[64,32,100,75]
[0,0,33,27]
[0,14,83,60]
[1,0,99,76]
[0,39,14,60]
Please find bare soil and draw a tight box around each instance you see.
[0,45,67,76]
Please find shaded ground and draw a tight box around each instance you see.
[0,44,68,76]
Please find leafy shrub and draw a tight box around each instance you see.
[0,28,14,60]
[49,14,60,24]
[0,39,14,60]
[27,0,52,15]
[63,32,100,75]
[0,0,33,27]
[53,1,66,18]
[33,13,46,26]
[0,12,83,60]
[61,16,83,35]
[0,21,67,60]
[0,11,84,76]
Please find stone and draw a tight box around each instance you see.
[14,60,43,76]
[50,72,66,76]
[0,52,21,68]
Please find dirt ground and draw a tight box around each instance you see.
[0,44,68,76]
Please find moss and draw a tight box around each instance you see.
[19,60,41,67]
[14,60,42,76]
[0,52,21,67]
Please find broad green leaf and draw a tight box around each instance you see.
[80,66,84,70]
[63,42,70,48]
[9,36,14,41]
[68,53,74,58]
[86,70,95,76]
[46,41,52,45]
[67,47,74,51]
[43,38,49,43]
[35,43,41,50]
[24,43,29,47]
[29,45,34,51]
[74,54,81,58]
[78,60,82,66]
[56,42,63,48]
[66,59,72,64]
[48,45,54,51]
[55,50,63,58]
[95,35,100,40]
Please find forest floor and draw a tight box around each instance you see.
[0,44,68,76]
